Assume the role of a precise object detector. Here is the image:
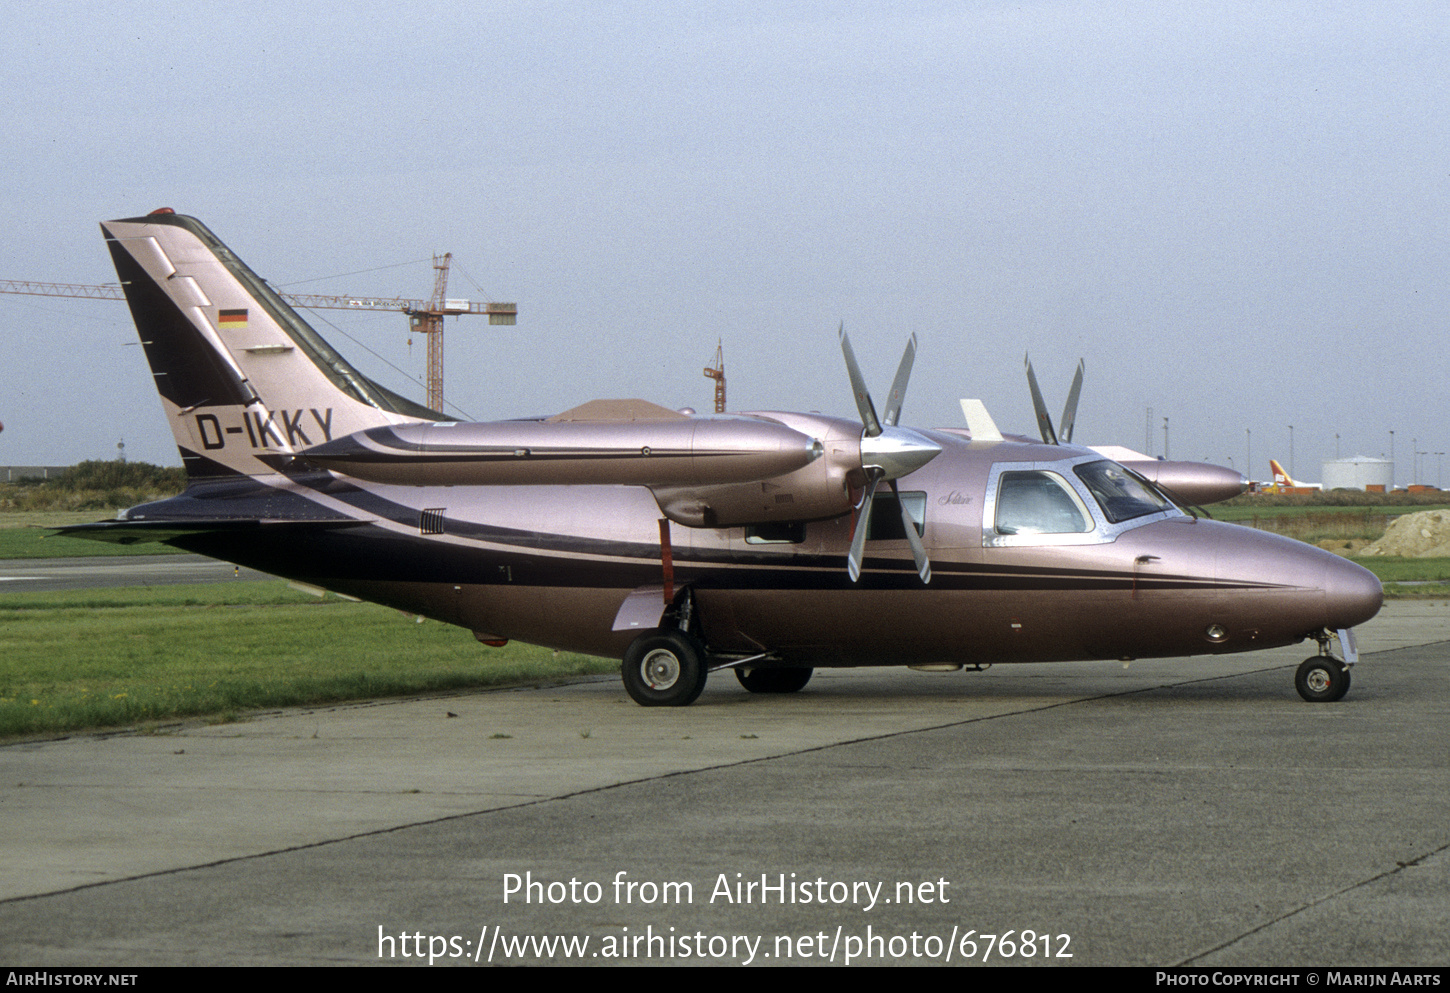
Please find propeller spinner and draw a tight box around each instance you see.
[839,328,940,584]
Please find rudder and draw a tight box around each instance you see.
[102,209,438,479]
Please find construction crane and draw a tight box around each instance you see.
[703,339,726,414]
[1,266,516,414]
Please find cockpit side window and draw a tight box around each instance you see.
[1073,460,1172,524]
[994,471,1092,535]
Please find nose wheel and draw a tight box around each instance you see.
[1295,656,1351,702]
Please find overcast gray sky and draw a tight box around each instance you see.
[2,1,1446,487]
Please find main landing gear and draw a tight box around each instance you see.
[735,666,814,694]
[621,629,708,707]
[1294,628,1355,702]
[620,626,814,706]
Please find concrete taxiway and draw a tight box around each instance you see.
[1,601,1446,966]
[0,554,269,592]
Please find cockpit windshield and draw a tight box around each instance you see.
[1073,460,1173,523]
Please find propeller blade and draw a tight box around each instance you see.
[1024,354,1058,445]
[1059,359,1084,445]
[881,333,917,428]
[847,473,882,583]
[888,478,931,584]
[839,326,881,437]
[840,331,938,584]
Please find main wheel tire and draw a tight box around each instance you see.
[622,629,708,707]
[735,666,814,694]
[1295,656,1350,702]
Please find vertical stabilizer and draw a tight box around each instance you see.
[102,211,439,478]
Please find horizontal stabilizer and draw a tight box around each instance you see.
[53,518,364,546]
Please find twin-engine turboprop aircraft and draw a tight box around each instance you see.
[63,210,1382,706]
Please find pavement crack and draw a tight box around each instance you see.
[1176,838,1450,965]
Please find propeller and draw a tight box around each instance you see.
[1024,355,1084,445]
[839,328,941,584]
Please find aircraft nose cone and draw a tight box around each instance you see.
[1323,554,1383,631]
[1180,521,1385,648]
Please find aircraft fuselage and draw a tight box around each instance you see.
[121,426,1380,669]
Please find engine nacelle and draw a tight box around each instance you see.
[302,403,824,488]
[651,413,864,528]
[1120,458,1247,507]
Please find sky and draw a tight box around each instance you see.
[1,1,1446,487]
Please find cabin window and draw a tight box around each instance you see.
[994,472,1092,535]
[867,490,926,540]
[1073,461,1172,524]
[744,522,806,544]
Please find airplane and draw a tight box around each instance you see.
[59,209,1382,707]
[1270,459,1323,492]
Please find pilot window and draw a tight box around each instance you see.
[1073,461,1171,524]
[994,472,1092,535]
[866,491,926,540]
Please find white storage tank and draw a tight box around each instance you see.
[1321,456,1394,491]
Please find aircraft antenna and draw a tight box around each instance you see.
[703,340,726,413]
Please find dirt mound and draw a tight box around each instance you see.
[1359,510,1450,557]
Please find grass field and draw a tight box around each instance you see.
[1211,506,1450,544]
[1211,503,1450,521]
[1351,557,1450,599]
[0,582,617,739]
[0,511,186,559]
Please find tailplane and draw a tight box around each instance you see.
[102,209,439,479]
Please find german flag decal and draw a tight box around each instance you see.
[218,308,248,330]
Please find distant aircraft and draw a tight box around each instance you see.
[60,210,1380,705]
[1270,459,1323,492]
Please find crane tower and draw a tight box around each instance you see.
[3,259,516,415]
[703,340,725,414]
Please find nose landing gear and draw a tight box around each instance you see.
[1295,628,1356,702]
[1296,656,1350,702]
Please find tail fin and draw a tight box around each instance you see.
[1269,459,1293,487]
[101,210,439,479]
